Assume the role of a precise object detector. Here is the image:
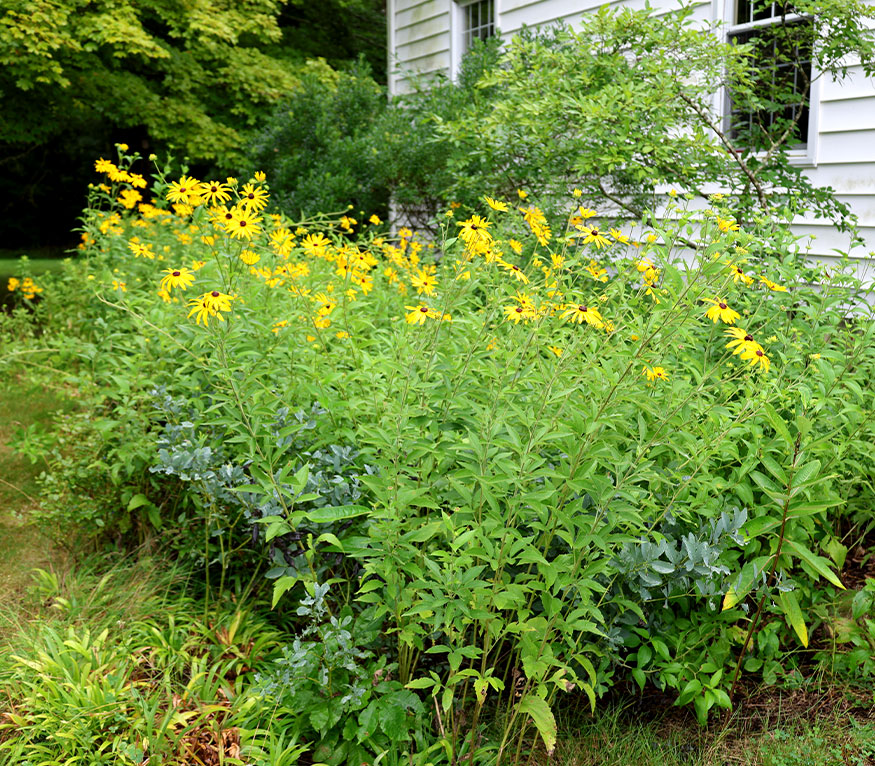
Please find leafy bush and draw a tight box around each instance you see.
[14,143,870,765]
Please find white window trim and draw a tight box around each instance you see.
[720,0,820,168]
[450,0,500,80]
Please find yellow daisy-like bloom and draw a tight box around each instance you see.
[410,269,438,296]
[226,207,262,240]
[484,196,508,212]
[314,292,336,317]
[112,280,127,292]
[759,275,787,292]
[716,216,740,233]
[498,260,530,284]
[240,250,260,265]
[728,263,755,286]
[239,182,269,212]
[302,232,332,258]
[561,302,604,328]
[517,189,528,200]
[191,260,207,272]
[159,267,196,293]
[128,240,155,259]
[336,330,350,339]
[94,158,115,174]
[503,299,536,324]
[405,304,450,325]
[457,215,493,247]
[586,260,608,282]
[609,228,630,244]
[703,298,740,324]
[725,326,762,356]
[508,239,523,255]
[199,180,232,205]
[128,173,147,189]
[188,291,233,325]
[272,319,290,334]
[642,365,669,383]
[550,253,565,270]
[166,175,199,204]
[254,170,267,182]
[118,189,142,209]
[368,214,382,225]
[740,346,770,372]
[340,215,357,231]
[578,206,597,219]
[578,225,611,249]
[548,345,563,357]
[7,277,20,292]
[572,188,583,198]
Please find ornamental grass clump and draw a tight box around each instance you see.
[30,146,875,763]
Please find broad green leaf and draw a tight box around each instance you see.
[518,696,557,756]
[303,504,371,524]
[779,590,808,647]
[272,575,298,608]
[785,539,845,589]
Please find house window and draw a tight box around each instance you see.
[460,0,495,52]
[727,1,814,150]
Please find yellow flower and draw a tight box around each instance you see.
[725,327,762,356]
[484,196,508,212]
[609,228,630,244]
[340,215,357,231]
[457,215,493,247]
[642,365,669,383]
[94,158,115,174]
[411,269,438,296]
[7,277,20,292]
[239,182,269,212]
[548,345,563,357]
[272,319,290,334]
[254,170,267,182]
[561,302,604,328]
[166,175,199,204]
[508,239,523,255]
[550,253,565,270]
[586,260,608,282]
[188,291,233,325]
[112,280,127,292]
[226,206,262,240]
[240,250,260,265]
[728,263,755,286]
[118,189,142,209]
[128,240,155,259]
[497,260,530,284]
[199,180,232,205]
[578,225,610,249]
[740,347,770,372]
[758,275,787,292]
[716,216,740,233]
[517,189,528,199]
[578,207,597,219]
[369,214,382,225]
[572,189,583,198]
[405,304,450,325]
[703,298,741,325]
[159,267,196,293]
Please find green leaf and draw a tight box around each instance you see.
[779,590,808,647]
[127,493,150,511]
[302,504,371,524]
[272,575,298,608]
[785,539,845,589]
[763,403,793,446]
[518,696,557,756]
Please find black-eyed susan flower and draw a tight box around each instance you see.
[411,268,438,296]
[239,182,269,212]
[758,275,787,292]
[498,260,530,284]
[548,345,563,357]
[586,260,608,282]
[578,225,610,249]
[508,239,523,255]
[561,302,604,328]
[727,263,755,286]
[166,175,199,204]
[703,298,740,324]
[188,291,232,325]
[484,196,508,212]
[226,207,262,240]
[716,216,740,233]
[725,326,762,356]
[405,304,450,325]
[457,215,493,247]
[740,347,770,372]
[159,267,196,293]
[609,228,630,244]
[642,365,669,383]
[112,279,127,292]
[200,180,232,205]
[240,250,260,265]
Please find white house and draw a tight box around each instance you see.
[386,0,875,271]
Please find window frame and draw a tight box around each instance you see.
[450,0,498,80]
[721,0,820,167]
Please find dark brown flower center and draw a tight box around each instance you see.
[579,305,588,312]
[744,335,753,342]
[211,185,218,193]
[211,291,220,298]
[247,193,255,200]
[172,271,181,277]
[239,220,247,226]
[224,212,233,220]
[756,350,764,357]
[515,307,523,313]
[719,302,727,309]
[420,307,429,313]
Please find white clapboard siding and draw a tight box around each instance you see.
[389,0,875,259]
